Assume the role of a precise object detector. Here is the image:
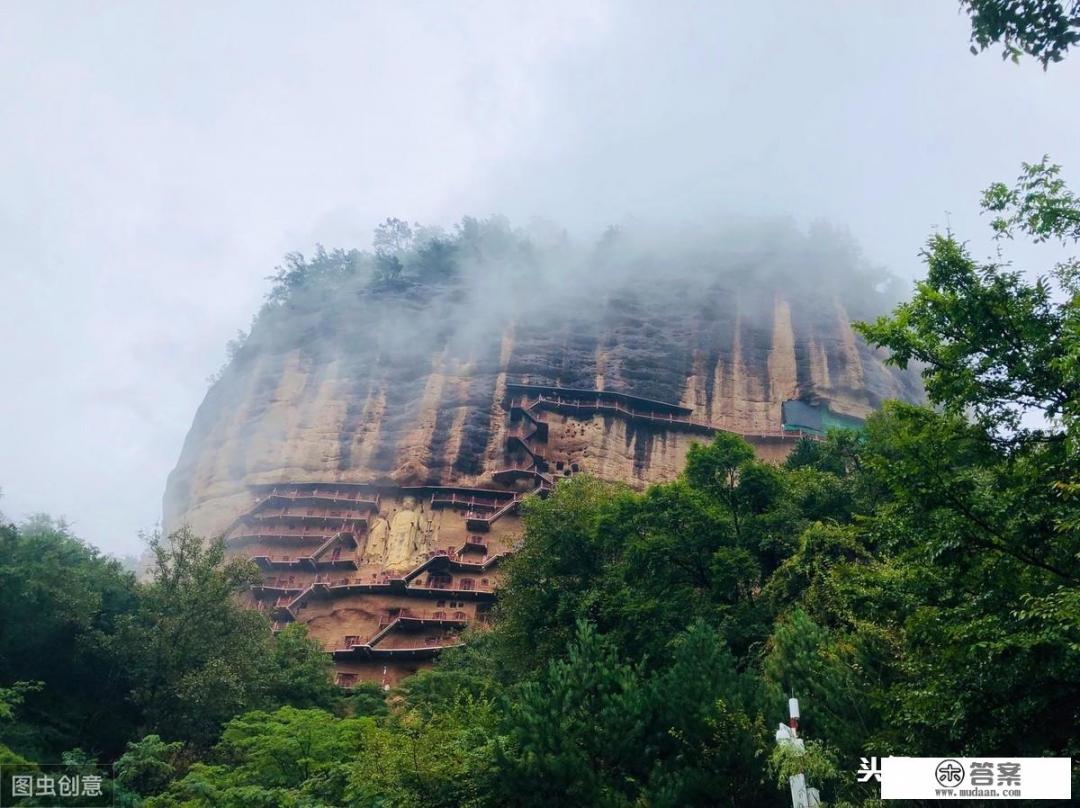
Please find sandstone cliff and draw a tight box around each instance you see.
[164,219,923,539]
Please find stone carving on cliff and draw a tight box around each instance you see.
[361,515,390,566]
[384,496,426,571]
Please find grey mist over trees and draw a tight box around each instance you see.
[164,215,922,520]
[233,215,903,374]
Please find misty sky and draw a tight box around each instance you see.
[2,1,1078,557]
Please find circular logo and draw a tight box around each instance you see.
[935,759,965,787]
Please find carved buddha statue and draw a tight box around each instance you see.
[384,496,423,571]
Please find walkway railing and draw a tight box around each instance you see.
[511,395,818,441]
[231,524,349,539]
[430,492,509,511]
[259,488,381,509]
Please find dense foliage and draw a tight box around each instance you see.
[0,516,141,760]
[0,523,336,766]
[961,0,1080,66]
[4,161,1078,804]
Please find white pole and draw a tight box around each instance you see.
[775,695,821,808]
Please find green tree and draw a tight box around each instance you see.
[114,735,185,806]
[114,529,336,746]
[856,243,1074,447]
[261,624,337,711]
[371,251,405,289]
[764,609,883,763]
[373,217,415,254]
[341,682,390,718]
[112,529,267,745]
[263,246,361,307]
[843,163,1080,756]
[496,621,645,808]
[147,707,366,808]
[601,478,764,658]
[496,621,770,807]
[345,699,498,808]
[0,682,40,768]
[0,518,140,759]
[961,0,1080,66]
[494,434,831,672]
[0,682,41,723]
[494,475,626,673]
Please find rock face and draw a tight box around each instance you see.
[162,219,924,685]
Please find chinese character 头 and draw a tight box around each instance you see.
[856,757,882,782]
